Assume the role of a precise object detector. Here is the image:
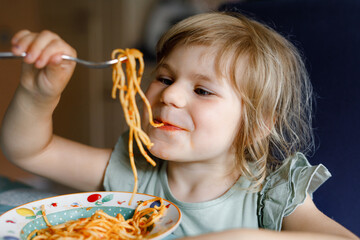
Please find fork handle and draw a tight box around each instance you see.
[0,52,26,58]
[0,52,126,68]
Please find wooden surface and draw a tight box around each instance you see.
[0,0,158,189]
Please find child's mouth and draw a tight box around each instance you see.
[154,119,187,131]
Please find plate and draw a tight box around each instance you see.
[0,191,181,240]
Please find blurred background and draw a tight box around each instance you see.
[0,0,232,188]
[0,0,359,236]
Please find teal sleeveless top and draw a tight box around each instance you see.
[103,132,331,238]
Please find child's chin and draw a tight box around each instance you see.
[149,146,172,161]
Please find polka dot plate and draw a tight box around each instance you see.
[0,191,181,240]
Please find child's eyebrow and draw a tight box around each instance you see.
[191,73,215,83]
[156,63,174,74]
[158,62,218,84]
[156,63,221,83]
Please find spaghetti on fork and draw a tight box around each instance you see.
[111,49,163,205]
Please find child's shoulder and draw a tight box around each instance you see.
[267,152,330,181]
[257,153,331,230]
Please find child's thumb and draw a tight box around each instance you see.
[45,54,76,87]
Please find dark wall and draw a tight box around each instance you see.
[220,0,360,236]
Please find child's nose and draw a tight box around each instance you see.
[160,83,187,108]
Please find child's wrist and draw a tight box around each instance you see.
[15,85,61,115]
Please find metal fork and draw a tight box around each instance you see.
[0,52,127,68]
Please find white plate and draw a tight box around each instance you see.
[0,191,181,240]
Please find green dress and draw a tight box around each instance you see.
[103,132,331,238]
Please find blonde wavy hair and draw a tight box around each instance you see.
[156,12,314,189]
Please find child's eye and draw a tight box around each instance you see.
[157,77,173,86]
[194,88,213,96]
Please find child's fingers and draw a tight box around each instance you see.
[11,30,63,66]
[11,29,31,45]
[24,30,62,65]
[11,31,36,56]
[35,38,76,69]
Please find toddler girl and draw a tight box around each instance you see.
[0,12,357,239]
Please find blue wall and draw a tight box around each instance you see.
[221,0,360,235]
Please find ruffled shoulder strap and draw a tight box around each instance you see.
[257,152,331,230]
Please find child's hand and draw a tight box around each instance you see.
[2,30,111,191]
[11,29,76,101]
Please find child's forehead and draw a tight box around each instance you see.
[163,44,248,81]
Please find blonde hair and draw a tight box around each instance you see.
[156,12,314,189]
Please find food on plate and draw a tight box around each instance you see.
[27,197,166,239]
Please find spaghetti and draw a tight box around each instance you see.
[27,198,166,240]
[111,49,162,204]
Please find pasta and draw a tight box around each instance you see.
[26,50,168,239]
[111,49,163,205]
[27,198,166,240]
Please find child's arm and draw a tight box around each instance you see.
[280,194,358,239]
[180,194,358,240]
[0,30,112,191]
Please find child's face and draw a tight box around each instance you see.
[143,45,242,164]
